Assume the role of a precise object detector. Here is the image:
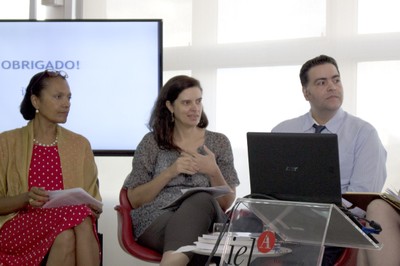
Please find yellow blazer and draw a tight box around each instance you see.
[0,120,101,229]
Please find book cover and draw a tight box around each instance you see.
[342,188,400,212]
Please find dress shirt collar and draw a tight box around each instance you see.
[304,108,345,133]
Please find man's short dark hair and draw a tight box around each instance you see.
[299,55,340,87]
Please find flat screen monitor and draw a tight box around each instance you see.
[0,19,162,156]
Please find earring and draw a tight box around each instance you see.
[35,109,39,113]
[171,112,174,122]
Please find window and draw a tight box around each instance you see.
[0,0,29,19]
[357,61,400,143]
[216,65,306,147]
[358,0,400,34]
[357,60,400,188]
[106,0,192,47]
[163,70,192,85]
[218,0,326,43]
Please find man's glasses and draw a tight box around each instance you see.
[30,70,68,95]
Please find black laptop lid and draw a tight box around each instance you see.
[247,132,342,205]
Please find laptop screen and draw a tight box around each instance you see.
[247,132,342,205]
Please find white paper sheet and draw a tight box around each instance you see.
[42,187,103,209]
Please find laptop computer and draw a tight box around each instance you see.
[246,132,342,205]
[246,132,380,245]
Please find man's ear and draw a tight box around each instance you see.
[302,87,310,101]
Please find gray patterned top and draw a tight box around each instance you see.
[123,130,240,239]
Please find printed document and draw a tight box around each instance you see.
[42,187,103,209]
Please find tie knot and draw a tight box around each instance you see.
[313,124,326,133]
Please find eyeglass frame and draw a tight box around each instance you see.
[30,70,69,95]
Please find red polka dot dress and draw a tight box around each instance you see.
[0,144,96,266]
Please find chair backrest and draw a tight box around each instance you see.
[114,187,162,263]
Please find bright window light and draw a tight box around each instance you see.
[218,0,326,43]
[358,0,400,34]
[0,0,29,19]
[357,61,400,143]
[106,0,192,47]
[163,70,192,85]
[357,61,400,189]
[216,66,307,148]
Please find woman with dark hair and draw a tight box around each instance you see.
[124,75,240,265]
[0,70,102,265]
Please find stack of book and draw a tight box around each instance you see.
[194,233,257,254]
[193,232,292,258]
[175,232,292,259]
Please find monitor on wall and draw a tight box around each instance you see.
[0,19,162,156]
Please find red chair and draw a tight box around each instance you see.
[334,248,358,266]
[114,187,162,263]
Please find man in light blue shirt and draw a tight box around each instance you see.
[272,55,387,265]
[272,55,386,193]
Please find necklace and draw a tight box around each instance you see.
[33,136,58,147]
